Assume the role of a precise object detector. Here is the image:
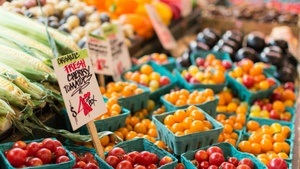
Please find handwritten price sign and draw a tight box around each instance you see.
[87,34,112,76]
[52,49,107,131]
[87,24,132,82]
[145,4,177,50]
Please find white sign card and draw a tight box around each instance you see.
[145,4,177,50]
[52,49,107,130]
[87,23,132,82]
[181,0,193,17]
[87,34,113,76]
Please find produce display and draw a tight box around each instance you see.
[105,147,174,168]
[123,63,171,92]
[163,89,215,107]
[180,54,227,85]
[2,138,72,168]
[228,59,277,91]
[176,27,298,83]
[0,1,299,169]
[204,3,299,24]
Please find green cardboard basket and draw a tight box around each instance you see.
[190,50,233,65]
[226,73,279,104]
[122,61,177,100]
[108,138,178,169]
[175,68,227,93]
[104,84,150,113]
[181,142,267,169]
[152,107,224,155]
[65,145,111,168]
[0,138,75,169]
[160,94,219,118]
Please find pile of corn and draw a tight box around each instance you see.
[0,7,79,133]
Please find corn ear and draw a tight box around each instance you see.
[0,44,57,82]
[0,98,15,116]
[0,75,32,108]
[0,116,12,133]
[0,25,54,58]
[0,62,46,100]
[0,7,80,55]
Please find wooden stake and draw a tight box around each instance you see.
[86,121,105,159]
[98,74,105,87]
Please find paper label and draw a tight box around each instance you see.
[87,34,113,76]
[52,49,107,131]
[181,0,192,17]
[87,24,132,81]
[145,4,177,50]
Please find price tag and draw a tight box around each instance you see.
[87,34,113,76]
[87,24,132,82]
[102,23,132,82]
[52,49,107,131]
[145,4,177,50]
[181,0,192,17]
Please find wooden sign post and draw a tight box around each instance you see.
[52,49,107,159]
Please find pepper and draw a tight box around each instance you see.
[119,13,153,39]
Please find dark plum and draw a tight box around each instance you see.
[245,32,266,52]
[234,47,258,62]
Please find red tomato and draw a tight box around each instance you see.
[36,148,52,164]
[122,154,134,164]
[194,150,208,163]
[236,164,251,169]
[84,152,95,162]
[75,161,87,168]
[206,146,224,156]
[70,151,78,161]
[83,162,99,169]
[89,159,99,166]
[159,156,173,166]
[228,157,239,166]
[42,138,56,152]
[220,162,236,169]
[108,147,126,159]
[13,141,27,150]
[134,165,147,169]
[174,163,185,169]
[53,140,62,147]
[208,165,218,169]
[128,151,139,164]
[54,146,67,158]
[209,152,225,167]
[238,158,254,169]
[105,155,120,168]
[56,155,70,164]
[27,157,43,166]
[136,151,153,167]
[116,160,133,169]
[200,161,210,169]
[242,75,255,88]
[6,148,27,167]
[147,164,158,169]
[149,153,159,165]
[268,158,288,169]
[26,142,41,157]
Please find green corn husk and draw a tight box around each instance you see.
[0,7,79,55]
[0,36,53,67]
[0,44,57,82]
[0,116,12,134]
[0,62,46,100]
[0,25,54,58]
[0,75,32,108]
